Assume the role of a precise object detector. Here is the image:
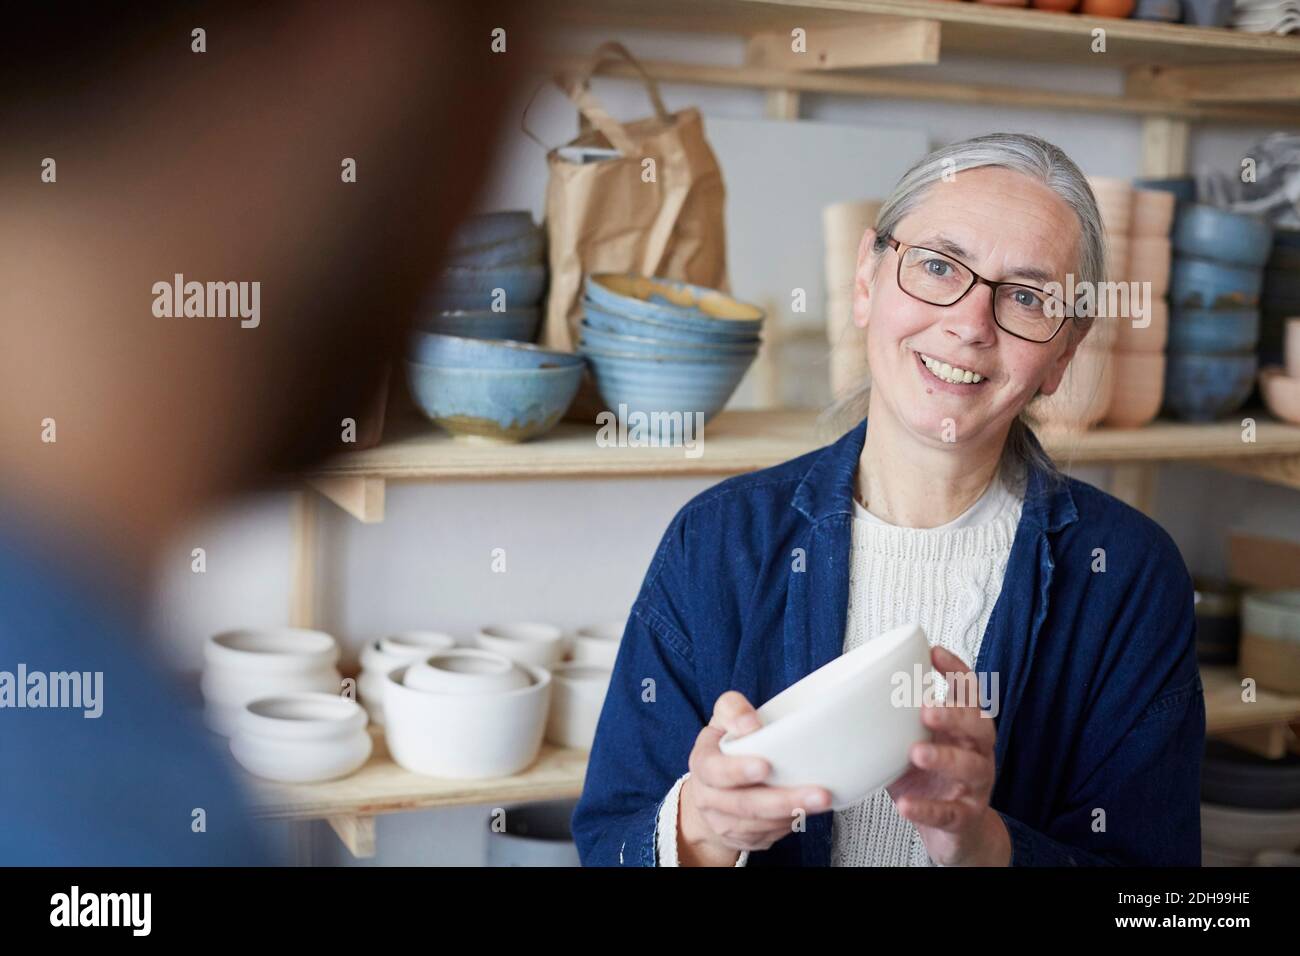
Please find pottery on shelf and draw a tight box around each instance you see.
[1167,308,1260,354]
[358,632,458,724]
[404,648,531,696]
[1114,298,1168,352]
[1081,0,1137,15]
[1103,351,1165,428]
[383,663,552,779]
[201,628,342,737]
[1127,237,1171,297]
[545,663,613,751]
[1033,339,1115,432]
[229,692,372,784]
[718,623,930,810]
[571,621,626,667]
[378,631,458,660]
[1172,203,1274,268]
[1163,352,1258,422]
[474,622,567,667]
[1130,188,1177,238]
[1171,256,1264,310]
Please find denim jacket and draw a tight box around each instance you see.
[571,417,1204,866]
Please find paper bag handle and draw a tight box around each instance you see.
[521,41,670,156]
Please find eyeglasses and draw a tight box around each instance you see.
[881,235,1071,344]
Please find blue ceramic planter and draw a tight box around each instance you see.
[407,331,582,370]
[1171,204,1273,268]
[429,263,546,311]
[1163,352,1258,422]
[1170,255,1263,309]
[416,307,540,343]
[405,360,582,442]
[1167,309,1260,354]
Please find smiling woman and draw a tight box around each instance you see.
[572,133,1204,868]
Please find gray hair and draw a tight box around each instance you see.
[823,132,1107,484]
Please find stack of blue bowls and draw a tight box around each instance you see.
[404,332,583,443]
[419,212,546,342]
[578,274,763,435]
[1166,203,1272,421]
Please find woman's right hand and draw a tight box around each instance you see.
[677,691,833,866]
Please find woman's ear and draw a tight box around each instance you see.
[852,228,879,331]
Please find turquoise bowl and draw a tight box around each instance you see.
[579,319,758,360]
[1170,256,1263,309]
[429,263,546,311]
[1172,204,1273,268]
[405,360,582,443]
[1163,352,1258,422]
[417,308,540,343]
[1167,309,1260,354]
[585,274,763,338]
[407,331,582,370]
[583,298,762,346]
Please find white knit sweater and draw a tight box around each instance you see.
[655,469,1025,867]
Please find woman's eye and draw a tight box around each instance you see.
[1012,289,1043,309]
[923,259,953,277]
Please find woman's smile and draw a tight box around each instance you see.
[912,348,991,395]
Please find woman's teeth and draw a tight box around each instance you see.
[921,353,983,385]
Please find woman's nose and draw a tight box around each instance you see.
[941,283,999,346]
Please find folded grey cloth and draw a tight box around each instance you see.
[1198,132,1300,229]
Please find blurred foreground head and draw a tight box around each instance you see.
[0,1,534,572]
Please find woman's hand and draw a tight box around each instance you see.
[887,645,1012,866]
[677,691,833,866]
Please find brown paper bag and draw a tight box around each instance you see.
[525,42,729,418]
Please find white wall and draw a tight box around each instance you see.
[151,27,1300,865]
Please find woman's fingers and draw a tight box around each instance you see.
[709,690,763,737]
[699,780,831,822]
[909,741,995,793]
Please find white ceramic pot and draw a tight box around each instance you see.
[229,692,372,783]
[571,622,625,668]
[474,622,565,667]
[202,628,342,736]
[405,649,530,696]
[383,663,551,779]
[719,623,930,810]
[545,664,612,750]
[358,633,458,724]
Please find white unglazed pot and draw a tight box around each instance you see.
[545,664,612,750]
[202,628,342,736]
[383,663,551,779]
[229,692,372,783]
[405,648,530,696]
[719,623,930,810]
[358,632,457,724]
[571,622,625,668]
[475,622,565,667]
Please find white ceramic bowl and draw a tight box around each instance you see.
[384,662,552,778]
[545,664,612,750]
[474,622,565,667]
[719,623,930,810]
[571,622,625,667]
[404,648,531,696]
[202,628,342,736]
[378,631,457,659]
[229,692,372,783]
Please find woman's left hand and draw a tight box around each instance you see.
[886,645,1012,866]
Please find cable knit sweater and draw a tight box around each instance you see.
[655,468,1025,867]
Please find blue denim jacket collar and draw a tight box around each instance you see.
[785,416,1080,865]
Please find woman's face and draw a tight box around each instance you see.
[853,166,1085,451]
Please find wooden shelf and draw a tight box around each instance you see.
[306,409,1300,484]
[1203,665,1300,749]
[544,0,1300,68]
[246,728,587,826]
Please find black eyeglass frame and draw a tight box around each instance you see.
[881,234,1073,344]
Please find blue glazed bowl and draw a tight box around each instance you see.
[1172,204,1273,268]
[443,230,544,268]
[1170,256,1264,309]
[579,319,758,360]
[1168,309,1260,354]
[407,331,582,370]
[447,212,536,251]
[1163,352,1258,422]
[583,298,762,345]
[428,263,546,311]
[585,274,764,336]
[1133,177,1196,203]
[405,360,582,443]
[416,307,540,343]
[580,346,756,431]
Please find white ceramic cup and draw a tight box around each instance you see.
[571,622,625,667]
[378,631,457,660]
[404,648,531,695]
[202,628,342,736]
[229,692,372,783]
[545,664,612,750]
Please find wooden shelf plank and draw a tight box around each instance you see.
[246,728,588,821]
[543,0,1300,68]
[1203,666,1300,735]
[304,409,1300,485]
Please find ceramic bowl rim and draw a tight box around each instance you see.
[238,691,367,740]
[385,660,551,702]
[207,628,339,669]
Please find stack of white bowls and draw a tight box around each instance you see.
[383,648,552,779]
[201,628,343,737]
[545,663,613,751]
[229,692,372,784]
[569,621,625,668]
[358,631,457,724]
